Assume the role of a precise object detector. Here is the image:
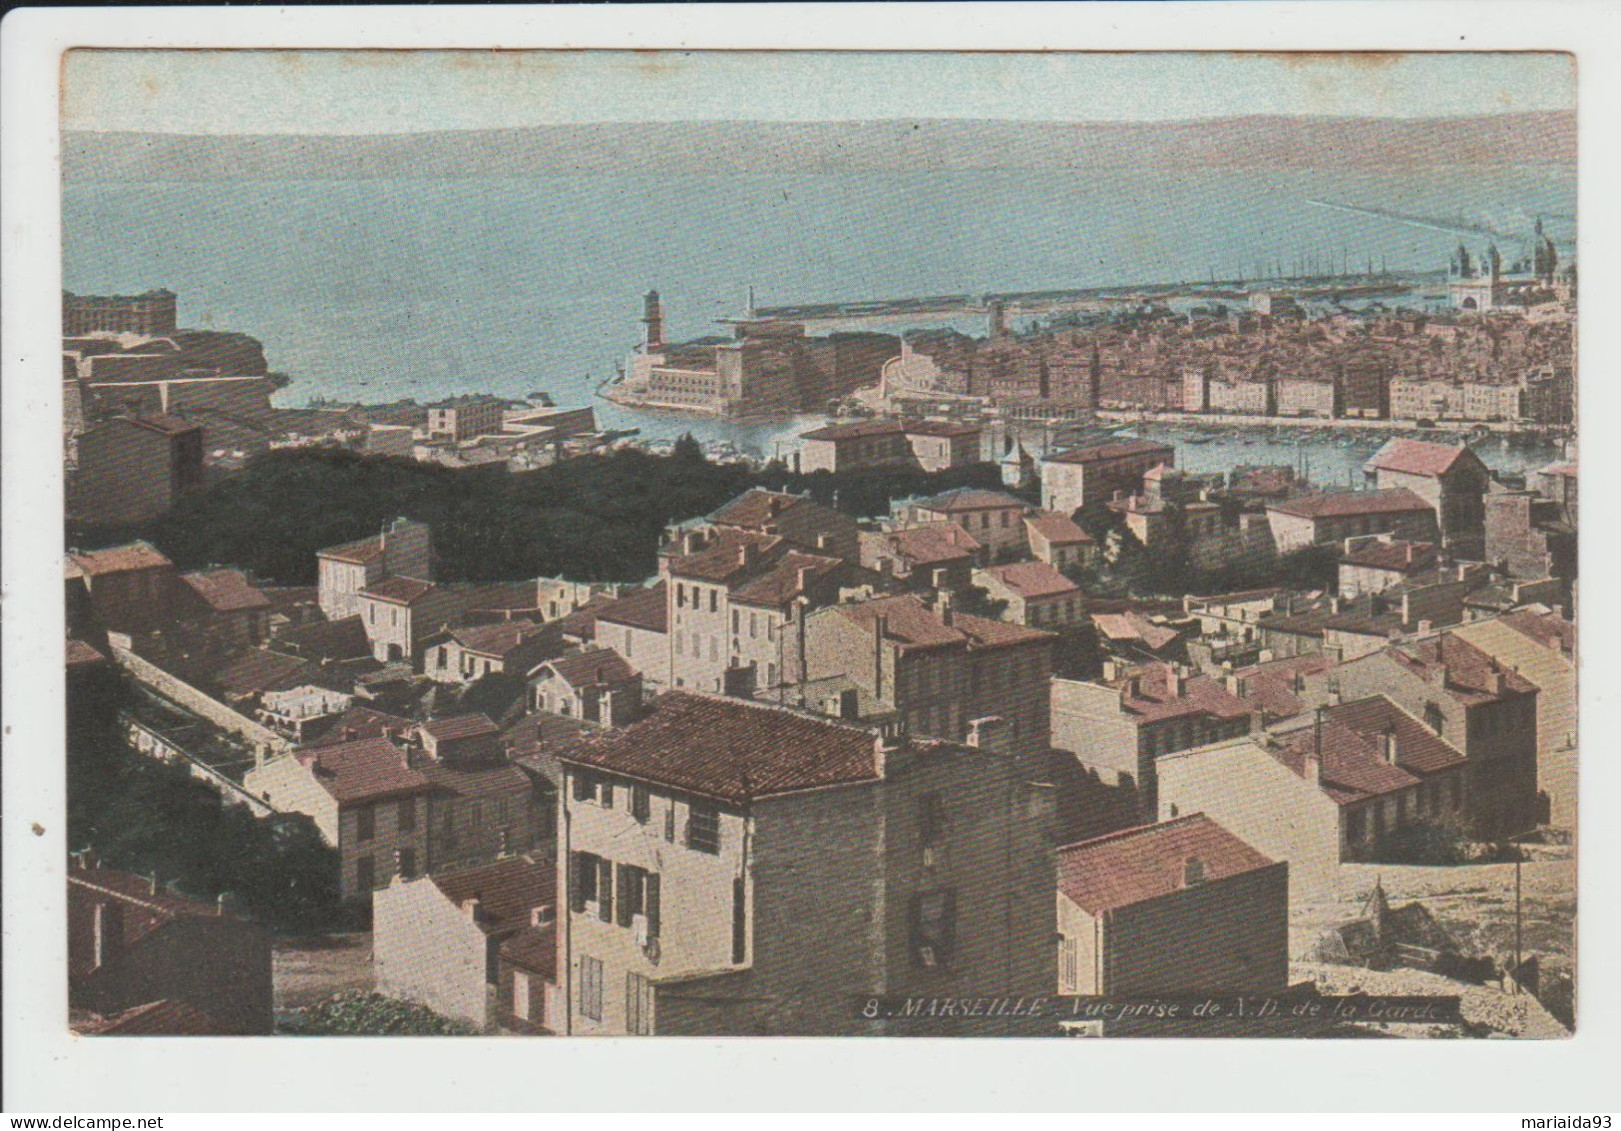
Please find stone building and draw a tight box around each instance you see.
[72,414,205,525]
[557,692,1055,1035]
[973,561,1085,630]
[802,592,1054,755]
[859,522,983,593]
[895,487,1031,561]
[1040,440,1176,517]
[63,289,178,337]
[1266,488,1438,554]
[1364,440,1491,560]
[316,517,433,622]
[1056,815,1288,995]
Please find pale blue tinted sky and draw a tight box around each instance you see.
[63,50,1574,135]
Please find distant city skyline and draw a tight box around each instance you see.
[63,50,1574,136]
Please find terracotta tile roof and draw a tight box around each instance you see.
[87,999,224,1036]
[1499,610,1576,657]
[1092,612,1181,652]
[67,867,226,978]
[666,529,783,584]
[1341,540,1438,573]
[1270,720,1426,806]
[422,713,500,742]
[430,854,555,934]
[562,691,886,805]
[1364,438,1475,478]
[1045,439,1175,466]
[302,705,415,747]
[915,487,1027,512]
[593,582,669,633]
[318,533,385,565]
[69,541,173,575]
[1391,632,1538,707]
[901,419,980,438]
[730,550,843,608]
[980,560,1080,600]
[1321,696,1468,777]
[1232,653,1338,720]
[555,592,618,640]
[537,648,637,689]
[298,736,437,805]
[66,637,107,667]
[181,568,272,613]
[448,619,543,656]
[1109,663,1251,724]
[1269,488,1433,521]
[878,523,982,568]
[125,413,201,437]
[213,649,326,698]
[363,576,436,604]
[1057,814,1276,915]
[831,594,1051,653]
[709,488,814,529]
[1024,511,1095,545]
[500,924,557,977]
[273,615,372,661]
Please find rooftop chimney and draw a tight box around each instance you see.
[92,901,123,970]
[938,590,955,627]
[1169,666,1186,698]
[1182,856,1206,887]
[1382,727,1399,765]
[797,566,813,595]
[462,897,484,923]
[965,715,1009,753]
[739,542,758,568]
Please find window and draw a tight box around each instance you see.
[355,804,376,842]
[732,610,740,635]
[709,588,718,613]
[513,971,531,1021]
[368,604,376,625]
[570,851,598,913]
[750,613,759,639]
[664,802,676,843]
[626,972,654,1035]
[732,877,747,964]
[397,847,416,879]
[646,873,661,941]
[398,798,416,833]
[391,607,399,627]
[676,583,686,609]
[355,855,375,892]
[909,890,957,970]
[438,645,449,668]
[631,784,651,823]
[687,805,721,854]
[1060,937,1080,992]
[918,792,946,851]
[579,956,604,1022]
[572,772,594,803]
[596,857,614,922]
[616,864,648,928]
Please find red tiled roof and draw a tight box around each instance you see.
[69,541,173,575]
[499,924,557,977]
[1232,653,1338,720]
[363,576,435,604]
[302,705,415,747]
[880,522,982,567]
[1499,610,1576,657]
[417,759,535,800]
[67,867,226,978]
[666,528,782,584]
[431,854,555,933]
[182,568,272,613]
[915,487,1027,512]
[594,582,669,633]
[1365,438,1476,478]
[1269,488,1432,520]
[555,592,618,640]
[1025,511,1095,546]
[298,736,437,805]
[562,692,886,805]
[1046,439,1175,466]
[449,619,543,656]
[89,999,224,1036]
[318,533,385,565]
[798,418,906,441]
[1105,662,1249,724]
[901,419,980,438]
[421,713,500,742]
[538,648,637,689]
[1322,696,1468,777]
[1057,814,1276,915]
[125,414,201,437]
[213,649,326,697]
[980,560,1080,600]
[730,550,843,608]
[1092,612,1181,652]
[1270,720,1425,806]
[274,615,372,661]
[711,488,811,529]
[832,594,1052,653]
[1391,632,1538,706]
[66,637,107,667]
[1341,540,1438,573]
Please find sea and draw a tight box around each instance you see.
[62,166,1574,478]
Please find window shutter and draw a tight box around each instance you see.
[646,873,661,939]
[569,852,587,913]
[616,864,633,927]
[597,857,614,922]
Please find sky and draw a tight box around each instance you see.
[62,50,1575,135]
